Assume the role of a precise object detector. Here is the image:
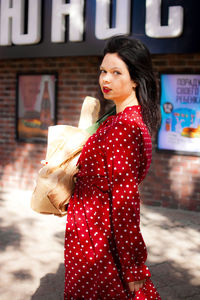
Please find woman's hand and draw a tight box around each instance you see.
[128,279,146,292]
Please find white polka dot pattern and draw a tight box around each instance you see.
[64,106,161,299]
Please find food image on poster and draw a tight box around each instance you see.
[157,74,200,154]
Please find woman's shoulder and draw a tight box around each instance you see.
[104,109,151,146]
[113,109,142,132]
[104,115,141,144]
[98,105,150,140]
[119,106,151,137]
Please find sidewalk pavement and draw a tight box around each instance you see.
[0,189,199,300]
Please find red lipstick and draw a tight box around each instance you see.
[103,87,111,94]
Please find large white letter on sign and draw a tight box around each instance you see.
[0,0,13,45]
[95,0,131,40]
[145,0,184,38]
[51,0,84,42]
[12,0,41,45]
[0,0,41,46]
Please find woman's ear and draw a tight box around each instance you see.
[132,81,137,89]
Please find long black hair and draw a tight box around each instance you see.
[103,35,160,135]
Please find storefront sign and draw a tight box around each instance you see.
[157,74,200,156]
[0,0,199,59]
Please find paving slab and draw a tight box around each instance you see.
[0,189,199,300]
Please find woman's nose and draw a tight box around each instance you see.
[103,73,111,83]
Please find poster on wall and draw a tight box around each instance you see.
[16,74,57,143]
[157,74,200,156]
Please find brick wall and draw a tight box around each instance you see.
[0,54,200,211]
[143,54,200,211]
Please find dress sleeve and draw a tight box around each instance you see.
[105,120,151,283]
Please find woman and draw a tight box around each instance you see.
[64,36,161,299]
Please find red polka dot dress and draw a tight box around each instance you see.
[64,105,161,299]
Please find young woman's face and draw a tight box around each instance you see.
[99,53,136,103]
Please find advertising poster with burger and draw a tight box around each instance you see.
[17,74,56,142]
[157,74,200,155]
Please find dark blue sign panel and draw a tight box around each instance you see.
[0,0,199,59]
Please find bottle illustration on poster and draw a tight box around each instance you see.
[40,80,52,130]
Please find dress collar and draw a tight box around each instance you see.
[116,105,141,116]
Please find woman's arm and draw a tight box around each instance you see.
[105,120,151,284]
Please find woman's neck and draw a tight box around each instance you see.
[115,94,139,114]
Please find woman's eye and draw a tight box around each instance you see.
[100,70,106,74]
[113,71,121,75]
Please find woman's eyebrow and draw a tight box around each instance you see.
[100,66,122,71]
[111,67,122,71]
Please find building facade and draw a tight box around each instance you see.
[0,0,200,211]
